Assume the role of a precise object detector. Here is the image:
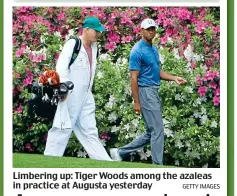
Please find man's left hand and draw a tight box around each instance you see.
[174,76,187,85]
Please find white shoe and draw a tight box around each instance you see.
[110,148,122,161]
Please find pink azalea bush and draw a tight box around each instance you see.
[12,7,220,167]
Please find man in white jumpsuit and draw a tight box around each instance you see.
[44,17,112,161]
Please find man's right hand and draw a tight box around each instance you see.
[134,102,141,115]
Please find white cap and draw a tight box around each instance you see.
[141,18,157,29]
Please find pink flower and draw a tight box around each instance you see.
[120,11,128,18]
[39,53,47,61]
[13,37,17,44]
[213,96,220,106]
[104,24,114,31]
[25,143,34,152]
[166,28,174,37]
[17,86,22,92]
[48,8,55,14]
[195,22,208,34]
[215,88,220,96]
[213,71,220,78]
[13,71,20,79]
[160,35,168,44]
[191,63,196,69]
[26,69,34,77]
[15,48,25,57]
[105,42,116,51]
[205,46,210,53]
[14,105,23,113]
[213,26,220,34]
[97,12,106,21]
[163,18,173,27]
[19,7,29,13]
[137,8,144,14]
[100,132,110,141]
[107,32,120,43]
[208,81,217,89]
[121,35,133,43]
[196,75,203,85]
[28,52,46,63]
[13,88,19,95]
[152,7,159,11]
[199,8,207,17]
[33,39,40,45]
[55,53,60,62]
[204,71,216,81]
[23,69,33,86]
[177,8,192,20]
[57,12,65,21]
[198,86,208,97]
[111,11,120,19]
[23,77,33,86]
[206,58,214,67]
[157,13,166,25]
[23,25,30,33]
[213,50,220,60]
[121,17,131,24]
[25,143,31,149]
[133,26,140,34]
[108,17,115,25]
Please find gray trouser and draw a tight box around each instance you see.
[118,86,164,165]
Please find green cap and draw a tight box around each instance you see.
[82,17,105,32]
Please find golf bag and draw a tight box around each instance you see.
[27,37,82,121]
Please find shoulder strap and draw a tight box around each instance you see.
[96,49,99,59]
[68,37,82,68]
[95,42,100,59]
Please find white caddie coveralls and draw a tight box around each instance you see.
[44,37,112,161]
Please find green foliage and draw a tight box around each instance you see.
[13,43,220,167]
[13,153,178,168]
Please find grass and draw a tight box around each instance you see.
[13,153,178,168]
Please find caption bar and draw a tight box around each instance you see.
[13,171,220,192]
